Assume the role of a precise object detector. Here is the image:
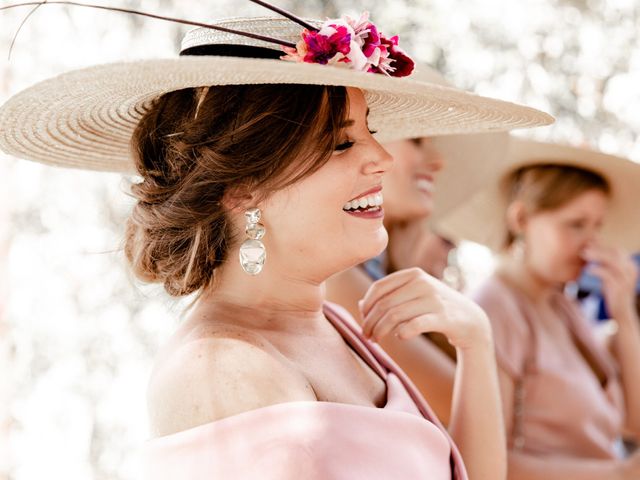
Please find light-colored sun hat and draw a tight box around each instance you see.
[0,8,553,173]
[437,137,640,251]
[386,67,512,222]
[430,132,510,221]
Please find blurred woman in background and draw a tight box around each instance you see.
[326,69,513,421]
[439,138,640,480]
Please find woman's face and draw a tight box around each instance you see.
[522,189,609,283]
[258,88,394,281]
[380,138,444,224]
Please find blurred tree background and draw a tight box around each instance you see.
[0,0,638,478]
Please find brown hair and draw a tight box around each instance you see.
[125,84,348,296]
[503,163,611,247]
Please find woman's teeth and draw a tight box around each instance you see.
[343,192,384,211]
[416,178,434,193]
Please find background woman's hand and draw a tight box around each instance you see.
[584,243,638,321]
[359,267,491,351]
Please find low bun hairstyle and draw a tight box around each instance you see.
[125,84,348,296]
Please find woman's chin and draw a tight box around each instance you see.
[554,266,583,284]
[353,228,389,264]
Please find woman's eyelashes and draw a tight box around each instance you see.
[335,140,355,151]
[335,130,378,151]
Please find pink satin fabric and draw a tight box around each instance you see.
[143,302,468,479]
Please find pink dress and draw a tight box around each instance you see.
[143,302,468,479]
[473,275,625,460]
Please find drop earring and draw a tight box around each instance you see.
[512,233,526,262]
[239,207,266,275]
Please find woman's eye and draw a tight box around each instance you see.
[335,130,377,151]
[569,221,586,229]
[335,140,355,151]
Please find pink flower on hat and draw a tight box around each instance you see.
[297,25,352,65]
[374,35,415,77]
[281,12,414,78]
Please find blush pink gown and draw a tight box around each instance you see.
[143,302,468,480]
[473,275,625,459]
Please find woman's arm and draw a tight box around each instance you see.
[359,268,507,480]
[449,335,506,480]
[610,307,640,439]
[585,245,640,439]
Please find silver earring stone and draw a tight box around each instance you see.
[239,207,266,275]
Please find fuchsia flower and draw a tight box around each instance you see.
[301,25,352,65]
[374,35,415,77]
[281,12,415,78]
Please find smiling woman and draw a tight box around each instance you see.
[0,2,553,479]
[126,83,350,296]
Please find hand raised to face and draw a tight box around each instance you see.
[583,242,639,321]
[359,267,492,351]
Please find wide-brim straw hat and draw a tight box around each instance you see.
[437,137,640,251]
[0,16,553,173]
[430,132,510,220]
[393,68,512,221]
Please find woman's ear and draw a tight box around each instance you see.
[506,200,527,237]
[221,186,254,214]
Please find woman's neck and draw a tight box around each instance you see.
[195,257,328,332]
[496,255,559,305]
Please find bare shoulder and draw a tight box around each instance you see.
[326,267,373,324]
[147,321,315,437]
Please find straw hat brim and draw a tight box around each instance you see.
[430,132,510,220]
[437,138,640,251]
[0,56,553,172]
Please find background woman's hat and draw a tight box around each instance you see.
[437,137,640,251]
[395,67,512,222]
[430,133,510,221]
[0,15,553,173]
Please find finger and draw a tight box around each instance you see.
[369,297,437,342]
[360,268,426,317]
[393,313,442,340]
[583,246,609,265]
[362,281,433,335]
[587,265,619,291]
[585,248,626,278]
[586,244,628,267]
[614,248,639,280]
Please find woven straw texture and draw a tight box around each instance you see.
[0,17,554,172]
[437,138,640,251]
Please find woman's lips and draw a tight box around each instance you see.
[347,185,382,203]
[343,187,384,219]
[415,175,435,195]
[344,206,385,219]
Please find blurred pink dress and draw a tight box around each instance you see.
[143,302,468,479]
[473,274,625,459]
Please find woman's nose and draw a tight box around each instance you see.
[365,141,394,175]
[420,138,445,172]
